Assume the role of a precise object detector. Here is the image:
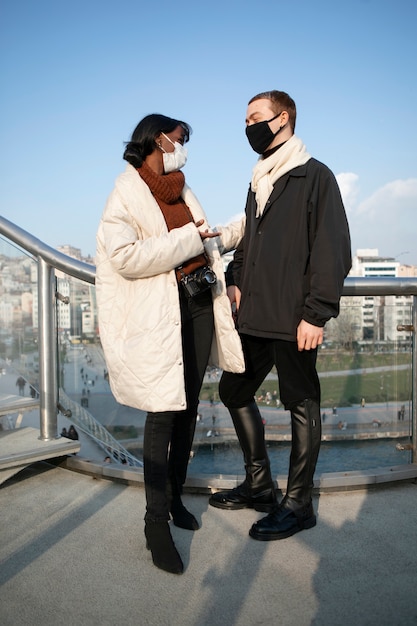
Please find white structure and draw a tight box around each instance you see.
[348,249,412,344]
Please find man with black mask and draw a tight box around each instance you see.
[209,90,351,541]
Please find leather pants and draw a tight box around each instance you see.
[143,408,198,523]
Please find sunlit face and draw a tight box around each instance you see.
[159,125,187,152]
[246,98,283,130]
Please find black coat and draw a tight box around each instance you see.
[229,157,352,341]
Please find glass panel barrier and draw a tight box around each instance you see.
[0,212,414,479]
[55,272,141,465]
[0,238,40,426]
[184,299,413,476]
[54,274,414,474]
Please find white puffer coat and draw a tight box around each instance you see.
[96,164,245,412]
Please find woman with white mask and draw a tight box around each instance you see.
[96,114,245,574]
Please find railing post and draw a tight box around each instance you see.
[38,257,58,440]
[412,296,417,463]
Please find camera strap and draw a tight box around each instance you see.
[175,254,209,282]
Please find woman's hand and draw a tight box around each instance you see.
[195,219,221,240]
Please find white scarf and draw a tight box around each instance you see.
[251,135,311,217]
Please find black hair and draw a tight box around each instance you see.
[123,113,192,167]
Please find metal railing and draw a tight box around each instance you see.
[0,215,416,464]
[58,389,142,467]
[0,216,94,441]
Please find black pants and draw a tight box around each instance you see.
[143,287,214,522]
[219,333,320,410]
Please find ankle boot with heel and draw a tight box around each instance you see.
[144,521,184,575]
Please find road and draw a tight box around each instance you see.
[1,346,411,443]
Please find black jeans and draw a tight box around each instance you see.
[219,333,320,411]
[144,287,214,522]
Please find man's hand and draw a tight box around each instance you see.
[296,320,323,351]
[226,285,241,323]
[226,285,241,309]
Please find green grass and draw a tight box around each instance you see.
[201,351,412,408]
[316,350,410,373]
[107,425,139,439]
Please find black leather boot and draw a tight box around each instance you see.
[250,399,321,540]
[145,521,184,574]
[209,402,276,512]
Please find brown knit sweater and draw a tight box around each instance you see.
[137,162,207,277]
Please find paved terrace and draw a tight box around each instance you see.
[1,367,417,624]
[1,395,417,626]
[1,459,417,626]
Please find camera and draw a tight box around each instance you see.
[180,266,217,297]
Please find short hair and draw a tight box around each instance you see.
[123,114,192,167]
[248,91,297,131]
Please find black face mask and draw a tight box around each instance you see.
[245,113,282,154]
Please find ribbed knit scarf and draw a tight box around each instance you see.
[137,162,207,276]
[251,135,311,217]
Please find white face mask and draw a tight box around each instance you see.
[160,132,188,172]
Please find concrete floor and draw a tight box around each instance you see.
[1,460,417,626]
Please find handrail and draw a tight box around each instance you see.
[343,276,417,296]
[0,215,416,462]
[0,215,95,283]
[1,215,93,441]
[2,214,417,295]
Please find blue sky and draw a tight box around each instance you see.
[1,0,416,264]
